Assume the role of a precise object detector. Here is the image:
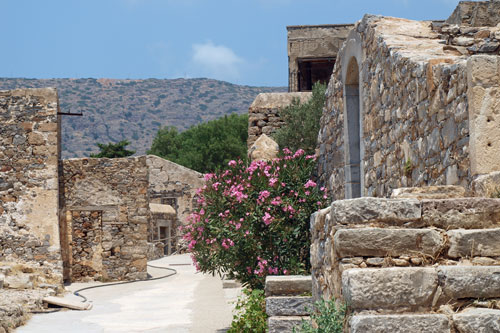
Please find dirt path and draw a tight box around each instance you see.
[17,254,240,332]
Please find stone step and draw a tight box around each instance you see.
[350,314,451,333]
[349,309,500,333]
[268,316,310,333]
[266,296,313,316]
[265,275,311,297]
[342,266,500,312]
[447,228,500,258]
[334,227,444,258]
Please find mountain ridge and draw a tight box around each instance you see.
[0,78,286,158]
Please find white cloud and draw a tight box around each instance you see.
[190,41,244,82]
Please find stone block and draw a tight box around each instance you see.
[350,314,450,333]
[268,316,309,333]
[266,296,313,316]
[472,171,500,198]
[265,275,312,297]
[342,267,438,311]
[391,185,466,200]
[334,228,444,258]
[438,266,500,300]
[248,134,279,162]
[422,198,500,229]
[448,228,500,258]
[453,308,500,333]
[467,55,499,86]
[329,198,421,226]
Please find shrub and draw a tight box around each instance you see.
[273,82,326,155]
[228,288,267,333]
[295,298,346,333]
[182,148,328,289]
[89,140,135,158]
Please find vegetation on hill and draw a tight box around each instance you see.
[0,78,285,158]
[90,140,135,158]
[148,113,248,173]
[273,82,326,154]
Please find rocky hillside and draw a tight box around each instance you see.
[0,78,285,158]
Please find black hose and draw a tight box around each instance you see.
[73,264,177,303]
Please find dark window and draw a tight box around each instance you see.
[298,58,335,91]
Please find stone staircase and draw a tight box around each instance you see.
[310,188,500,332]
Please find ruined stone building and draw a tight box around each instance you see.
[248,23,352,147]
[0,88,204,296]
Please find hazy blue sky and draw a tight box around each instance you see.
[0,0,467,86]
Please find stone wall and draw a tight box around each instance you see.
[61,157,149,282]
[247,92,311,148]
[310,191,500,332]
[288,24,353,92]
[317,15,473,200]
[446,0,500,27]
[0,88,63,291]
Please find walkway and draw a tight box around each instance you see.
[17,254,241,333]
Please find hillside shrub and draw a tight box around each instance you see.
[228,288,267,333]
[182,148,328,289]
[89,140,135,158]
[273,82,326,155]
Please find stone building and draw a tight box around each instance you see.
[317,6,500,200]
[288,24,353,92]
[0,88,204,291]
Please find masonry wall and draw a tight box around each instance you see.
[61,157,149,281]
[0,88,63,289]
[247,92,311,148]
[317,16,471,200]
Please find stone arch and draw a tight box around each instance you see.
[341,30,364,199]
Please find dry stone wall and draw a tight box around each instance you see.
[0,88,63,292]
[61,157,149,281]
[311,193,500,332]
[247,92,311,148]
[317,16,472,200]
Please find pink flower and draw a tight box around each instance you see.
[271,196,282,206]
[283,148,292,155]
[204,173,214,181]
[269,177,278,187]
[263,212,274,225]
[235,223,242,230]
[293,149,305,158]
[304,179,317,188]
[228,160,237,167]
[258,190,271,201]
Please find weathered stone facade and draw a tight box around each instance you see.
[288,24,353,92]
[61,157,150,282]
[311,192,500,332]
[0,88,63,291]
[317,13,500,200]
[247,92,311,148]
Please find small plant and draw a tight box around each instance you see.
[295,298,346,333]
[228,288,267,333]
[404,158,414,177]
[492,187,500,198]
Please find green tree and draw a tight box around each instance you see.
[90,140,135,158]
[273,82,326,154]
[147,113,248,173]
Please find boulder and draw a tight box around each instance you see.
[248,134,279,161]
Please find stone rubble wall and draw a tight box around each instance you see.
[433,22,500,55]
[317,15,471,200]
[61,157,149,282]
[265,275,313,333]
[0,88,63,293]
[311,193,500,332]
[247,92,311,148]
[446,0,500,27]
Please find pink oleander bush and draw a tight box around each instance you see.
[182,148,328,289]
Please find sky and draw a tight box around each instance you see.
[0,0,471,87]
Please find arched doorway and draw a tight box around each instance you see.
[344,57,361,198]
